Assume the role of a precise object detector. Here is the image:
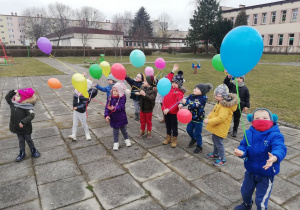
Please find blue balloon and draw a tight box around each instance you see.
[220,26,263,77]
[129,49,146,68]
[157,78,171,97]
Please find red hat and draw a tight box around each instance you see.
[18,88,35,103]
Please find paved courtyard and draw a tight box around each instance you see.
[0,58,299,209]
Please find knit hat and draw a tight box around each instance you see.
[247,108,278,123]
[112,82,127,97]
[138,73,145,82]
[239,75,245,81]
[146,75,155,86]
[107,74,117,82]
[214,84,229,98]
[195,83,213,95]
[172,71,184,88]
[18,88,35,103]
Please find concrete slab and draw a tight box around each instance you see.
[57,198,102,210]
[283,194,300,210]
[31,126,60,139]
[114,197,163,210]
[72,144,107,165]
[33,145,72,166]
[277,160,300,179]
[112,143,148,164]
[149,145,190,163]
[3,199,41,210]
[0,137,19,150]
[32,135,65,150]
[219,155,245,180]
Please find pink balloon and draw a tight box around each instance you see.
[111,63,126,80]
[145,67,154,76]
[37,37,52,54]
[155,58,166,70]
[177,109,192,124]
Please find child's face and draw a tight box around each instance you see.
[143,80,150,87]
[14,92,21,102]
[108,79,114,84]
[214,95,223,101]
[237,77,244,83]
[254,110,271,121]
[193,87,202,95]
[112,88,119,97]
[172,82,179,89]
[135,74,142,82]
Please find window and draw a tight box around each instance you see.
[7,23,13,27]
[289,34,294,45]
[253,14,258,25]
[20,29,24,33]
[0,19,2,21]
[262,35,264,42]
[8,29,14,32]
[129,42,132,46]
[145,42,148,47]
[0,25,3,27]
[224,18,227,21]
[247,15,249,24]
[269,35,273,45]
[271,12,276,23]
[291,9,298,22]
[9,35,14,38]
[2,37,5,41]
[262,13,267,24]
[18,18,24,21]
[281,10,287,23]
[10,41,15,44]
[278,34,283,45]
[1,31,4,33]
[231,17,235,23]
[6,17,12,20]
[20,35,25,38]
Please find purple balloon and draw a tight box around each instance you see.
[145,67,154,76]
[37,37,52,54]
[155,58,166,70]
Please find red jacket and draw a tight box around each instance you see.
[162,73,185,114]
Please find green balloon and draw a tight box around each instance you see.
[89,64,102,79]
[212,54,225,72]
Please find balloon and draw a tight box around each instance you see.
[155,58,166,70]
[157,78,171,97]
[71,73,89,98]
[111,63,126,80]
[177,109,192,124]
[37,37,52,54]
[130,49,146,67]
[212,54,225,72]
[220,26,264,77]
[89,64,102,79]
[100,61,111,77]
[145,67,154,76]
[47,78,62,89]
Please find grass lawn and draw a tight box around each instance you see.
[0,57,64,77]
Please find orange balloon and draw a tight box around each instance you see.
[48,78,62,89]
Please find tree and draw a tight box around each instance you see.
[131,7,153,49]
[188,0,221,54]
[186,29,200,54]
[111,14,125,57]
[152,13,174,49]
[211,18,233,53]
[234,9,247,27]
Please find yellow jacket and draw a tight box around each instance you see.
[205,93,238,138]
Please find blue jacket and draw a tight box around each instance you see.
[125,75,143,101]
[95,83,114,98]
[73,88,98,113]
[182,94,207,122]
[238,124,287,176]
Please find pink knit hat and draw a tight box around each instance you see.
[18,88,35,103]
[112,82,126,97]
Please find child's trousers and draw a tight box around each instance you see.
[133,100,140,114]
[186,121,203,146]
[165,113,178,137]
[17,134,35,151]
[212,134,225,160]
[140,111,153,131]
[241,171,274,210]
[72,111,90,136]
[113,125,129,143]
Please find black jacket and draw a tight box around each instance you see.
[6,90,35,134]
[125,75,143,101]
[224,76,250,108]
[73,88,98,113]
[139,86,157,113]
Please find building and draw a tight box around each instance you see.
[221,0,300,53]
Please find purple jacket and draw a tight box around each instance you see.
[104,95,128,128]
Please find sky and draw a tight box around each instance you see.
[1,0,280,31]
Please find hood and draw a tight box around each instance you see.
[12,101,35,109]
[219,93,238,111]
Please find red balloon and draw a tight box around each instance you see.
[111,63,126,81]
[177,109,192,124]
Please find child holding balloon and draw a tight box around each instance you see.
[204,84,238,166]
[95,74,117,99]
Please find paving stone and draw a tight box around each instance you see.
[289,172,300,186]
[33,145,72,166]
[219,155,245,180]
[167,156,216,181]
[94,134,123,149]
[93,174,146,209]
[0,177,38,209]
[114,197,163,210]
[251,200,286,210]
[149,145,190,163]
[57,198,102,210]
[270,176,300,205]
[0,124,14,139]
[192,172,241,207]
[92,126,115,138]
[39,176,93,210]
[124,156,171,182]
[31,126,60,139]
[60,127,86,139]
[0,137,19,150]
[283,134,300,146]
[49,108,72,117]
[81,156,125,183]
[283,194,300,210]
[0,147,30,165]
[32,120,56,130]
[291,142,300,150]
[223,137,241,155]
[66,133,99,150]
[285,146,300,160]
[134,132,165,149]
[35,159,81,185]
[290,155,300,165]
[143,172,199,207]
[73,144,107,165]
[33,135,65,150]
[3,199,41,210]
[279,126,300,136]
[32,111,52,122]
[112,143,148,164]
[277,160,300,179]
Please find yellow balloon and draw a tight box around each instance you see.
[100,61,111,77]
[71,73,89,98]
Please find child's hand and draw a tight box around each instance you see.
[204,118,209,124]
[135,92,140,95]
[263,152,278,170]
[93,83,98,87]
[19,123,23,128]
[243,107,248,112]
[73,107,77,110]
[178,104,183,109]
[140,90,146,96]
[234,148,244,157]
[82,72,87,77]
[107,106,114,111]
[172,64,179,73]
[163,109,169,115]
[105,116,110,122]
[181,99,186,104]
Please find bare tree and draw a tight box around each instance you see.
[122,11,133,36]
[110,14,124,58]
[153,13,174,49]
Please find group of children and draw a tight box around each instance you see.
[6,63,287,210]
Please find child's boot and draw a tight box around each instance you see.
[124,139,131,147]
[68,135,77,141]
[193,145,203,153]
[137,130,145,138]
[146,131,152,139]
[188,139,196,147]
[15,150,26,162]
[31,148,41,158]
[162,135,171,145]
[231,127,237,137]
[171,136,178,148]
[113,143,119,151]
[86,133,91,141]
[234,202,252,210]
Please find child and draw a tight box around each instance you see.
[162,64,186,148]
[234,108,287,210]
[95,74,117,99]
[136,75,157,139]
[224,74,250,137]
[69,78,98,141]
[104,82,131,151]
[5,88,40,162]
[125,73,145,121]
[204,84,238,166]
[179,83,213,153]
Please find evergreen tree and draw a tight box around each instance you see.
[234,9,248,27]
[211,18,233,53]
[131,7,153,49]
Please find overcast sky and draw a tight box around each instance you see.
[1,0,279,31]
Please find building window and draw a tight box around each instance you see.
[0,25,3,27]
[278,34,283,45]
[8,29,14,32]
[1,31,4,33]
[0,19,2,21]
[246,15,249,24]
[7,23,13,27]
[9,35,14,38]
[129,42,132,46]
[10,41,15,44]
[281,10,287,23]
[20,35,25,38]
[224,18,227,21]
[289,34,294,46]
[262,13,267,24]
[271,12,276,24]
[269,35,273,45]
[253,14,258,25]
[18,18,24,21]
[20,29,24,33]
[145,42,148,46]
[6,17,12,20]
[230,17,234,23]
[291,9,298,22]
[2,37,5,41]
[262,35,264,42]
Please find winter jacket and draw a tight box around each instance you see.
[73,88,98,113]
[182,94,207,122]
[125,75,143,101]
[104,95,128,128]
[162,72,186,114]
[224,76,250,108]
[139,86,157,113]
[6,90,35,134]
[238,124,287,176]
[205,93,238,138]
[95,83,114,99]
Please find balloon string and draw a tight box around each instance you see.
[49,54,79,73]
